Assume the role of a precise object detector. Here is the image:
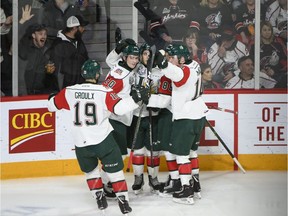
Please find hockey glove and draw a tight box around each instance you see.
[154,50,168,69]
[131,86,150,103]
[115,38,136,54]
[48,92,58,100]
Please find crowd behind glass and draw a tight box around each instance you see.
[0,0,287,96]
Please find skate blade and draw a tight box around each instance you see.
[159,192,172,198]
[172,197,194,205]
[133,188,143,195]
[100,209,106,215]
[150,187,160,195]
[194,192,201,199]
[105,196,117,200]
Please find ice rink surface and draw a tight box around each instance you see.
[1,171,287,216]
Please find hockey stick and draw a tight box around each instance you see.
[115,27,122,44]
[206,120,246,174]
[147,45,157,172]
[208,106,238,115]
[125,42,157,172]
[126,104,145,172]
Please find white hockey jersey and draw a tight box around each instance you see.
[225,72,277,89]
[47,83,139,147]
[161,61,209,120]
[103,50,136,126]
[208,40,249,78]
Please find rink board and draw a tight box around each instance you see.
[1,90,287,179]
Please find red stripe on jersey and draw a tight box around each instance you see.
[54,88,70,110]
[86,178,103,190]
[173,66,190,88]
[178,163,192,175]
[112,180,128,193]
[105,91,122,113]
[147,156,160,167]
[190,158,199,169]
[132,155,145,165]
[102,75,124,94]
[167,160,178,171]
[158,76,172,96]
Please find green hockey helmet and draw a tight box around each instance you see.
[166,43,191,64]
[139,43,151,55]
[122,44,140,56]
[81,59,102,79]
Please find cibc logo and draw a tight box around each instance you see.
[9,108,55,153]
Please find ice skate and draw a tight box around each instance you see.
[117,195,132,215]
[103,182,116,199]
[172,185,194,205]
[95,191,108,211]
[160,174,171,189]
[148,175,162,194]
[132,174,144,195]
[159,178,181,198]
[192,175,201,199]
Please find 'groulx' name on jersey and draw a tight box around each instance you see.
[75,92,95,99]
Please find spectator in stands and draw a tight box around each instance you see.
[191,0,234,49]
[234,0,255,50]
[225,56,277,89]
[18,23,59,95]
[73,0,100,24]
[149,0,197,49]
[200,63,221,89]
[40,0,82,40]
[265,0,287,45]
[207,29,249,87]
[250,21,287,88]
[183,28,208,64]
[0,7,12,96]
[47,15,89,89]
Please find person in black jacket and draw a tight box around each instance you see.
[47,15,89,89]
[18,23,59,95]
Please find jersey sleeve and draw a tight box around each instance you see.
[106,49,121,68]
[161,62,184,83]
[105,91,122,113]
[47,88,70,111]
[102,74,124,94]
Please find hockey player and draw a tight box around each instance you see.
[128,43,162,194]
[101,39,141,198]
[47,59,149,215]
[153,44,209,204]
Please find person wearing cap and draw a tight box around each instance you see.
[40,0,82,40]
[207,29,249,87]
[74,14,89,34]
[46,15,89,89]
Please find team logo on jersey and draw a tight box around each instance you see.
[114,68,123,75]
[260,51,280,68]
[9,108,55,153]
[162,13,186,23]
[206,11,222,29]
[137,65,147,76]
[129,75,135,85]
